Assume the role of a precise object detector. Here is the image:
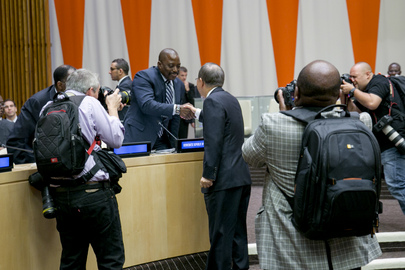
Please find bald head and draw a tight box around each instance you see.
[352,62,372,74]
[158,48,181,80]
[295,60,341,107]
[349,62,374,91]
[158,48,178,62]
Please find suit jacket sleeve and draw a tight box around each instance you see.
[201,97,225,180]
[133,69,175,118]
[7,97,43,164]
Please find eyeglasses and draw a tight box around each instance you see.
[110,67,119,71]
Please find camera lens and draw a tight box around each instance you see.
[42,186,57,219]
[382,125,405,154]
[119,91,130,105]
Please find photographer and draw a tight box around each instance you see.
[43,69,125,269]
[341,61,405,215]
[242,60,380,269]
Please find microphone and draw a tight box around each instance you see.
[157,121,178,141]
[0,143,34,153]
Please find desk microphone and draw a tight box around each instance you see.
[157,121,178,141]
[0,143,34,153]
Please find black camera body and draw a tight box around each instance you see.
[373,115,405,154]
[29,172,57,219]
[341,73,352,85]
[98,86,131,109]
[274,80,297,108]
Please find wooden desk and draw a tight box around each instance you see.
[0,152,209,269]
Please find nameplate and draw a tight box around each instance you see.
[176,139,204,153]
[113,142,151,157]
[0,154,13,172]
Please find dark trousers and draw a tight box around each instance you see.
[204,185,251,270]
[178,119,189,139]
[153,132,172,150]
[53,186,125,270]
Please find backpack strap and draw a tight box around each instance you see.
[76,139,103,183]
[281,106,324,124]
[280,104,356,124]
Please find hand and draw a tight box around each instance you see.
[105,89,122,117]
[277,89,291,111]
[180,103,195,120]
[118,103,126,111]
[184,80,190,92]
[340,80,354,95]
[200,177,213,188]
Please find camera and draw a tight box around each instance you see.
[98,86,131,109]
[373,115,405,154]
[341,73,353,85]
[28,172,57,219]
[274,80,297,108]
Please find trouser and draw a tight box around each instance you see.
[52,183,125,270]
[204,185,251,270]
[381,147,405,215]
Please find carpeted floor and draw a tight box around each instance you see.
[125,186,405,270]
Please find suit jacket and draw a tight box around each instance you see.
[117,75,132,122]
[123,66,186,148]
[178,82,196,139]
[0,120,14,146]
[200,88,251,193]
[7,85,57,164]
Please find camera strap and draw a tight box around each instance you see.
[376,79,405,123]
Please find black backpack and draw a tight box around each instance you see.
[33,93,91,182]
[281,104,382,240]
[389,75,405,104]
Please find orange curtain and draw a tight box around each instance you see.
[192,0,223,66]
[121,0,152,76]
[346,0,380,71]
[54,0,85,68]
[266,0,299,87]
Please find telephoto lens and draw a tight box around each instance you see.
[42,186,57,219]
[373,115,405,154]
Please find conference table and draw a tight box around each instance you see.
[0,152,209,269]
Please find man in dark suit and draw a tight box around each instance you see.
[123,48,193,150]
[0,120,14,150]
[7,65,76,164]
[177,66,196,139]
[0,95,4,117]
[185,63,252,270]
[110,58,132,122]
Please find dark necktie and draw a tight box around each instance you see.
[158,80,173,137]
[165,80,173,104]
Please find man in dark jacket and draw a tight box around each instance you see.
[185,62,252,270]
[7,65,76,164]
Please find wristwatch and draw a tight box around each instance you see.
[348,87,356,98]
[175,104,181,115]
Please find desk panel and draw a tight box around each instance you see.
[0,152,208,269]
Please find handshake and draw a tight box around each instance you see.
[179,103,198,120]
